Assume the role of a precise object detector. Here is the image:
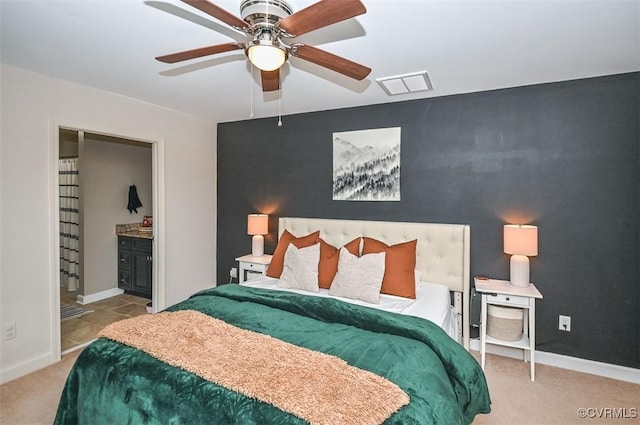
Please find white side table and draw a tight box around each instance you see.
[475,277,543,381]
[235,254,272,283]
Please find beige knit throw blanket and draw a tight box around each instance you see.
[98,310,409,425]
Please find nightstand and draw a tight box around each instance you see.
[475,277,543,381]
[235,254,273,283]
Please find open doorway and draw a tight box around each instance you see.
[54,126,164,355]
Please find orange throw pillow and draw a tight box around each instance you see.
[362,237,417,299]
[266,230,320,278]
[318,238,361,289]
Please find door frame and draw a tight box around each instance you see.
[50,121,166,358]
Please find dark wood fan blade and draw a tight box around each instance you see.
[181,0,249,31]
[291,44,371,80]
[278,0,366,37]
[156,42,244,63]
[261,69,280,92]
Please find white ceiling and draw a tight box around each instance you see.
[1,0,638,123]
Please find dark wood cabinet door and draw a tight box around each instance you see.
[132,251,152,295]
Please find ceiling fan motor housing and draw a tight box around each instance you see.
[241,0,293,69]
[240,0,293,29]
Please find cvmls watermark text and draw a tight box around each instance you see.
[577,408,637,419]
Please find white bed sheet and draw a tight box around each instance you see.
[240,276,458,340]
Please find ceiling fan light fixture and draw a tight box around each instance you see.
[247,43,287,71]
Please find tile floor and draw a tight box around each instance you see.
[60,287,150,352]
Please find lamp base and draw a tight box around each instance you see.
[509,254,531,287]
[251,235,264,257]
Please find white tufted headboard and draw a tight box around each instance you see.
[279,217,471,349]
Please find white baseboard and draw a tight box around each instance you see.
[0,350,59,385]
[470,339,640,384]
[77,287,124,305]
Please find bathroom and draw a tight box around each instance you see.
[59,129,153,352]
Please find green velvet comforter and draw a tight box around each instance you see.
[54,285,491,424]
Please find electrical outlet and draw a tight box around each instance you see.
[230,267,238,278]
[559,315,571,332]
[3,322,16,340]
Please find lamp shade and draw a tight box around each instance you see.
[504,225,538,256]
[247,214,268,235]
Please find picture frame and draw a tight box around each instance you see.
[333,127,401,201]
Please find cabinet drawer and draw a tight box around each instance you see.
[118,250,131,268]
[118,270,131,289]
[486,293,529,307]
[118,236,132,249]
[244,262,267,272]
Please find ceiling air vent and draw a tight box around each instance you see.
[377,71,433,96]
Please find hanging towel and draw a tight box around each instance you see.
[127,185,143,213]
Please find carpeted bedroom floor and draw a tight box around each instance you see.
[0,349,637,425]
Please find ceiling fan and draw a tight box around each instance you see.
[156,0,371,92]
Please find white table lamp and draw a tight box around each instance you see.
[504,224,538,287]
[247,214,268,257]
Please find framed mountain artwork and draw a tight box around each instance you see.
[332,127,401,201]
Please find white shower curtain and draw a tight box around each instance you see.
[59,158,80,291]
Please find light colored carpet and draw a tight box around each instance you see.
[0,349,637,425]
[0,349,82,425]
[470,352,639,425]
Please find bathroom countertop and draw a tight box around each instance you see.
[116,223,153,240]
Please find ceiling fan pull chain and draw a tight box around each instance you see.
[278,72,283,127]
[250,63,255,118]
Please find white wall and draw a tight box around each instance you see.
[82,136,153,295]
[0,64,217,383]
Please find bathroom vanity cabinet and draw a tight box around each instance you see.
[117,235,152,299]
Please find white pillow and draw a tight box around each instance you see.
[329,248,386,304]
[278,243,320,293]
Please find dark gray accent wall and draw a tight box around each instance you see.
[218,73,639,368]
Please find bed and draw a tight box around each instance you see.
[54,217,490,425]
[273,217,473,348]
